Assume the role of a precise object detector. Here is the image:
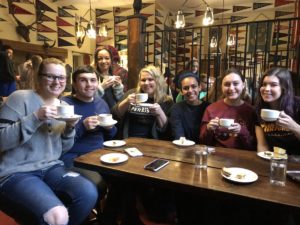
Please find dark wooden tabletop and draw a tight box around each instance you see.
[74,137,300,208]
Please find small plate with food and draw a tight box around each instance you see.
[100,153,128,164]
[257,151,274,160]
[172,137,195,147]
[103,140,126,148]
[221,167,258,183]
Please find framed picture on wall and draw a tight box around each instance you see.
[248,21,273,52]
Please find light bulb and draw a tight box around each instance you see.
[99,24,108,37]
[175,11,185,29]
[203,7,214,26]
[87,20,96,39]
[210,36,217,48]
[227,34,235,46]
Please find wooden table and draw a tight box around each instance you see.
[74,137,300,208]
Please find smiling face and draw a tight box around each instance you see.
[139,71,156,97]
[97,49,111,73]
[73,72,98,102]
[260,75,282,105]
[222,72,245,103]
[38,63,66,98]
[181,77,200,105]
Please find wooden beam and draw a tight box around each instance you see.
[1,39,68,60]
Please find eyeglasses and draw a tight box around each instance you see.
[41,74,67,82]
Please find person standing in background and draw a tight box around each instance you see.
[0,44,19,96]
[106,45,129,92]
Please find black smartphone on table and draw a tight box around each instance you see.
[144,159,169,172]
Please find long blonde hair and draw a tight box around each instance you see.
[136,65,170,103]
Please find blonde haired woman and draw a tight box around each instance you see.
[112,65,173,139]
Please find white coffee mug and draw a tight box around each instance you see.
[98,113,113,124]
[261,109,280,122]
[219,118,234,127]
[136,93,148,103]
[57,105,74,117]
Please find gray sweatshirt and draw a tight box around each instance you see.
[0,90,75,181]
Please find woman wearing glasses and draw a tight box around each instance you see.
[0,58,98,225]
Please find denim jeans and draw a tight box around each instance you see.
[0,164,98,225]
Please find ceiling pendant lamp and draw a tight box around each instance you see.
[175,11,185,29]
[203,7,214,26]
[227,34,235,46]
[99,23,108,37]
[86,0,96,39]
[210,36,217,48]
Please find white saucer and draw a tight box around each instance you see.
[138,103,154,107]
[98,119,117,127]
[172,139,195,147]
[100,153,128,164]
[103,140,126,147]
[54,114,82,121]
[257,151,273,160]
[221,167,258,183]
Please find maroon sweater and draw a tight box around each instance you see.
[200,99,256,150]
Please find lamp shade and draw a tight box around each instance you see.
[86,20,96,39]
[175,11,185,29]
[203,7,214,26]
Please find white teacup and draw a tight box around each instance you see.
[261,109,280,121]
[136,93,148,103]
[98,113,114,124]
[219,118,234,127]
[57,105,74,117]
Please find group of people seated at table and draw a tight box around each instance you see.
[0,45,300,225]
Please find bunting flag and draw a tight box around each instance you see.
[155,10,163,17]
[12,0,32,3]
[275,11,294,18]
[185,22,194,27]
[58,37,74,47]
[155,25,162,31]
[115,16,127,24]
[37,33,52,41]
[56,17,73,26]
[155,17,162,24]
[57,27,74,37]
[269,54,287,61]
[195,10,205,17]
[253,3,273,10]
[97,36,113,43]
[155,3,163,11]
[115,35,127,42]
[275,0,294,7]
[176,47,190,54]
[40,14,55,22]
[273,32,289,39]
[142,3,154,9]
[37,24,56,32]
[115,43,127,50]
[0,4,6,8]
[115,25,127,33]
[9,4,32,14]
[36,0,56,13]
[0,18,6,21]
[113,7,130,15]
[155,33,161,40]
[213,8,231,14]
[80,17,89,23]
[58,7,74,17]
[140,13,153,18]
[274,25,290,32]
[233,6,252,12]
[183,12,194,17]
[62,5,77,10]
[96,18,109,24]
[154,49,161,55]
[96,9,112,17]
[231,16,247,22]
[155,41,161,48]
[146,23,154,27]
[272,39,288,45]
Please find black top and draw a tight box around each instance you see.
[170,101,210,143]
